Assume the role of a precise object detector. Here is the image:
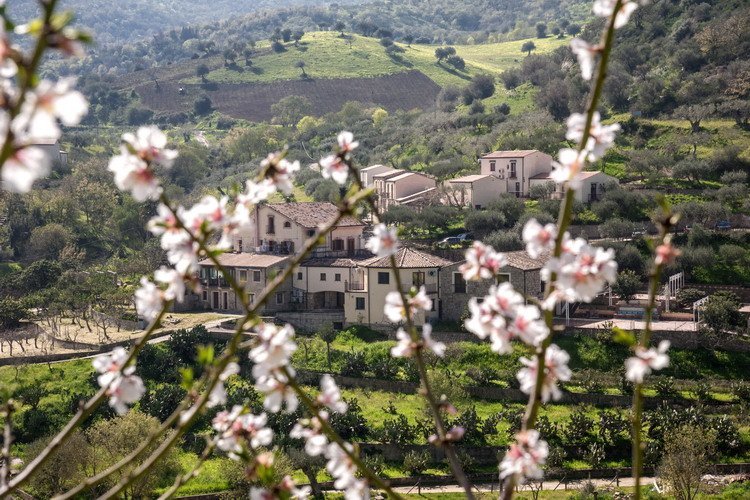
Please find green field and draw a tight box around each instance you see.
[184,31,570,88]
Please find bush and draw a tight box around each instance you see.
[166,325,213,365]
[340,351,367,377]
[329,398,369,440]
[193,95,212,115]
[654,377,679,399]
[378,414,416,444]
[676,288,707,308]
[403,450,430,476]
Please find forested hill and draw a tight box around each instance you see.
[6,0,362,46]
[41,0,591,77]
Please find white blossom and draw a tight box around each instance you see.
[154,266,186,302]
[122,126,178,168]
[566,112,621,161]
[459,241,507,281]
[337,130,359,152]
[319,154,349,185]
[290,415,329,456]
[508,305,549,347]
[134,277,164,322]
[318,375,348,414]
[593,0,644,29]
[1,146,50,193]
[93,347,144,415]
[516,344,572,403]
[383,286,432,323]
[213,405,273,459]
[0,25,17,78]
[21,78,88,140]
[522,219,557,259]
[391,324,445,358]
[570,38,597,81]
[108,152,162,201]
[625,340,670,383]
[550,148,588,190]
[261,152,300,194]
[654,239,680,266]
[207,361,240,408]
[249,323,297,380]
[366,223,399,258]
[256,373,299,413]
[545,237,618,303]
[325,442,368,499]
[499,430,549,481]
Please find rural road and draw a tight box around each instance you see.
[391,476,660,494]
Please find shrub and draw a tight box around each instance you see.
[675,288,707,308]
[167,325,213,365]
[378,414,416,444]
[193,95,212,115]
[403,450,430,476]
[655,377,679,399]
[329,398,369,440]
[340,351,367,377]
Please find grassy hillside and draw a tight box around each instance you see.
[184,31,570,88]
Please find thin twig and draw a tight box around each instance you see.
[0,402,14,488]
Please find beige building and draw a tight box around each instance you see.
[34,138,68,167]
[197,253,292,314]
[479,150,553,198]
[528,170,618,203]
[232,202,365,257]
[439,250,549,322]
[344,248,453,327]
[444,174,504,209]
[360,164,394,188]
[374,171,437,211]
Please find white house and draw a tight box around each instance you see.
[479,150,553,197]
[528,170,618,203]
[33,138,67,167]
[444,174,504,209]
[360,164,394,188]
[373,171,437,211]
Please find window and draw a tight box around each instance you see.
[320,273,327,281]
[453,273,466,293]
[355,297,365,310]
[509,160,517,178]
[238,239,243,252]
[378,272,390,285]
[253,270,261,282]
[267,215,275,234]
[498,273,510,283]
[332,238,344,251]
[489,160,496,172]
[307,229,315,237]
[297,272,303,280]
[412,271,425,287]
[283,221,291,228]
[334,273,341,282]
[248,292,254,304]
[239,270,248,282]
[276,292,283,305]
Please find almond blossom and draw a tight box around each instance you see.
[337,130,359,153]
[383,286,432,323]
[154,266,187,302]
[256,373,299,413]
[499,430,549,481]
[318,374,348,414]
[251,478,310,500]
[570,38,598,81]
[108,126,177,201]
[654,238,681,266]
[212,405,273,459]
[207,361,240,408]
[522,219,557,259]
[260,152,300,194]
[93,347,145,415]
[459,241,507,281]
[1,145,49,193]
[465,298,512,354]
[326,442,368,500]
[517,344,572,403]
[319,154,349,185]
[0,24,17,78]
[365,223,399,257]
[544,237,618,302]
[508,305,549,347]
[565,112,621,161]
[391,324,446,358]
[593,0,644,29]
[134,277,165,322]
[290,414,329,456]
[249,323,298,380]
[21,78,88,140]
[122,125,178,168]
[550,148,588,190]
[625,340,670,383]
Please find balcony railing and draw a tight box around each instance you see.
[345,280,366,292]
[201,278,231,288]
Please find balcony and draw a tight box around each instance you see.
[345,280,366,292]
[404,283,438,294]
[201,278,231,288]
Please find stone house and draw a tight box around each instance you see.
[439,250,549,322]
[528,170,618,203]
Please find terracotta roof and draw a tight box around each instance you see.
[301,257,366,268]
[481,150,540,159]
[359,247,454,268]
[199,253,289,268]
[448,174,494,183]
[267,202,363,228]
[503,250,550,271]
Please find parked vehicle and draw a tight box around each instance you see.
[715,221,732,231]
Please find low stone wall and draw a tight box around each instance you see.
[275,310,345,333]
[295,370,714,409]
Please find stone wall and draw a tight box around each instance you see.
[275,310,345,333]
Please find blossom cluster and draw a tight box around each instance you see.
[319,131,358,185]
[212,405,273,460]
[92,347,145,415]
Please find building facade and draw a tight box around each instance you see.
[479,150,554,197]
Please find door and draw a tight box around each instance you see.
[212,291,219,309]
[590,183,598,201]
[347,237,355,256]
[223,292,228,310]
[515,182,521,197]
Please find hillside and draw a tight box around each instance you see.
[128,32,568,121]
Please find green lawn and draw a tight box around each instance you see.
[184,31,570,89]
